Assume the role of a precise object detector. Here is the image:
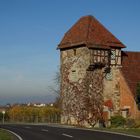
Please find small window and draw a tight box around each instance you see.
[105,72,112,80]
[111,50,115,59]
[71,70,77,81]
[73,49,76,56]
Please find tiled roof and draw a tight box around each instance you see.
[58,15,125,49]
[121,51,140,96]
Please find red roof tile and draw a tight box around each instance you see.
[58,15,125,49]
[121,51,140,96]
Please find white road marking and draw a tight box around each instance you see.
[25,126,31,129]
[42,129,49,132]
[1,128,23,140]
[62,133,73,138]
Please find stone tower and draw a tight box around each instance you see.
[58,15,125,126]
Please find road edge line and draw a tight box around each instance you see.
[1,128,23,140]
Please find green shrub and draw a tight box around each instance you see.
[110,115,126,128]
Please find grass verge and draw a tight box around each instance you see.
[0,129,15,140]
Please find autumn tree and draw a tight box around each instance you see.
[49,67,61,108]
[8,105,61,123]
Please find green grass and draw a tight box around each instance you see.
[0,129,15,140]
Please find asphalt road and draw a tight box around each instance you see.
[0,124,140,140]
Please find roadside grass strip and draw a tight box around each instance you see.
[0,129,12,140]
[0,129,23,140]
[0,129,14,140]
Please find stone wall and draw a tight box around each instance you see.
[60,47,104,126]
[60,47,90,125]
[103,67,140,119]
[60,47,140,126]
[103,66,121,113]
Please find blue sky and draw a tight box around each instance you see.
[0,0,140,105]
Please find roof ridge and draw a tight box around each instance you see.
[86,16,92,44]
[58,15,125,49]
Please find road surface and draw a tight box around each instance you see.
[0,124,140,140]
